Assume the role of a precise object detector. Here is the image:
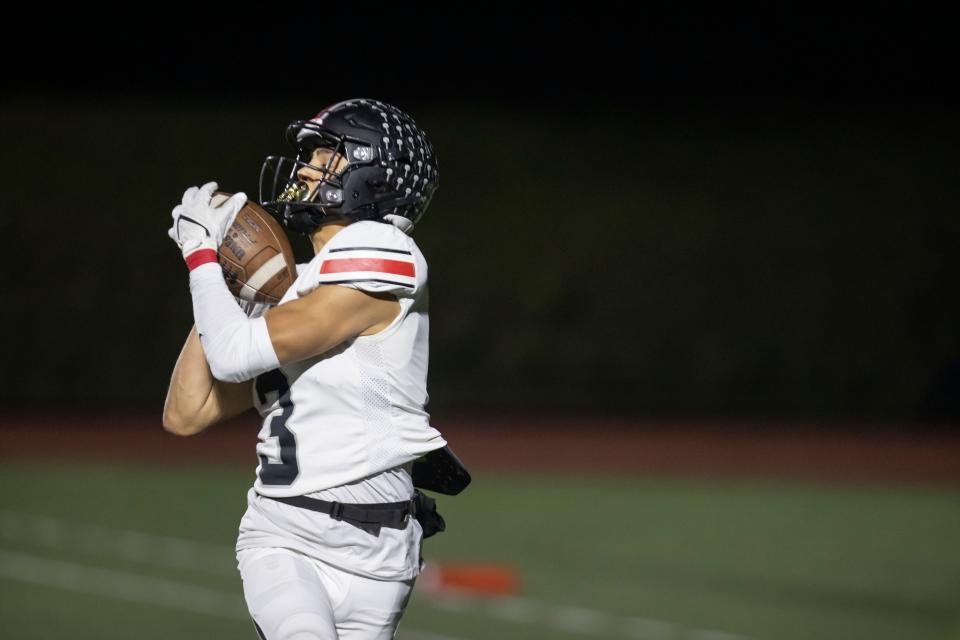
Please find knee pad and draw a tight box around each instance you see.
[273,610,336,640]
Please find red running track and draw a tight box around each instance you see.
[1,411,959,484]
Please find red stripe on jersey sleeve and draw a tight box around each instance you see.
[319,257,415,277]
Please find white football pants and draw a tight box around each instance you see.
[238,547,415,640]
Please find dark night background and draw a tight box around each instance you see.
[2,7,957,425]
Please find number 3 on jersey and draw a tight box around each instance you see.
[255,369,300,485]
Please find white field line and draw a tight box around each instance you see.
[0,509,235,576]
[0,549,245,618]
[0,548,461,640]
[426,591,699,639]
[0,510,750,640]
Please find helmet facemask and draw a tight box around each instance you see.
[259,128,360,235]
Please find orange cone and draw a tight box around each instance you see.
[418,561,520,596]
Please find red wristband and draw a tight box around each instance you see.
[185,248,219,271]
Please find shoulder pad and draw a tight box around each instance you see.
[296,221,421,297]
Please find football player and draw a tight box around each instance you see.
[164,99,450,640]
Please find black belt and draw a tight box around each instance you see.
[261,492,418,536]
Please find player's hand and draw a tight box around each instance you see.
[168,181,247,270]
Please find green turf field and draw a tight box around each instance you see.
[0,461,957,640]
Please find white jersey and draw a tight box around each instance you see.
[235,220,446,580]
[250,220,446,496]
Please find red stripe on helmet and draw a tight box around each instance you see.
[311,102,339,122]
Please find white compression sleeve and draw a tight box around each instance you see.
[189,263,281,382]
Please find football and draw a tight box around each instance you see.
[212,192,296,305]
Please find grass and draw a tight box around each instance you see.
[0,461,957,640]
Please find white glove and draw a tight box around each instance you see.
[168,181,247,270]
